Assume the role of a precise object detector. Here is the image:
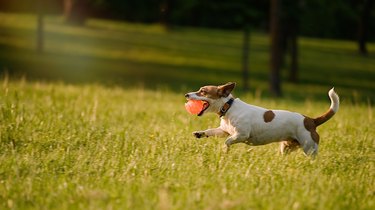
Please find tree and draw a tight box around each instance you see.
[282,0,300,83]
[64,0,88,25]
[288,27,298,83]
[242,25,250,91]
[160,0,173,29]
[358,0,373,55]
[269,0,282,96]
[36,0,44,53]
[240,6,260,91]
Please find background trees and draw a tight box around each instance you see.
[1,0,372,43]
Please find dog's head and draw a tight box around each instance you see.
[185,82,236,116]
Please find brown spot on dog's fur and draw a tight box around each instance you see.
[304,117,320,144]
[303,117,316,130]
[310,130,320,144]
[263,110,275,123]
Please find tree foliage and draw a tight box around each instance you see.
[1,0,373,41]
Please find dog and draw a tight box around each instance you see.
[185,82,339,156]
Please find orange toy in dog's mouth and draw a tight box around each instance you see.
[185,100,209,116]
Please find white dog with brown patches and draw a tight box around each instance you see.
[185,82,339,156]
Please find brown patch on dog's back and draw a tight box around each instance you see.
[263,110,275,123]
[303,117,316,130]
[304,117,320,144]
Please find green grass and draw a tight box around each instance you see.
[0,79,374,210]
[0,13,374,209]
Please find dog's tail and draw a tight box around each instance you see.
[314,88,340,126]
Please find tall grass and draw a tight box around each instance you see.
[0,79,374,210]
[0,13,374,209]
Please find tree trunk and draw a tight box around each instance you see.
[36,0,44,53]
[358,0,373,55]
[289,25,298,83]
[270,0,282,96]
[64,0,88,25]
[242,26,250,91]
[160,0,172,30]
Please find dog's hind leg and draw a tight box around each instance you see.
[223,133,250,153]
[297,131,319,157]
[225,134,249,146]
[280,139,300,155]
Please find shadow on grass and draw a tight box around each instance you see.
[1,44,375,104]
[0,44,242,90]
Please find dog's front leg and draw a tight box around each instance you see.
[193,127,228,139]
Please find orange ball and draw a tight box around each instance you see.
[185,100,204,114]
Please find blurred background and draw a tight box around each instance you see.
[0,0,374,101]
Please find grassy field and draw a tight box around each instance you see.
[0,79,374,210]
[0,13,374,209]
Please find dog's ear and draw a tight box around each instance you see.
[218,82,236,97]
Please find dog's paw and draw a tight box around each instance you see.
[247,148,254,153]
[222,144,230,153]
[193,131,205,138]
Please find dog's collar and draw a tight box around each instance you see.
[218,98,235,117]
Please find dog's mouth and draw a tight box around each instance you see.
[197,101,210,116]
